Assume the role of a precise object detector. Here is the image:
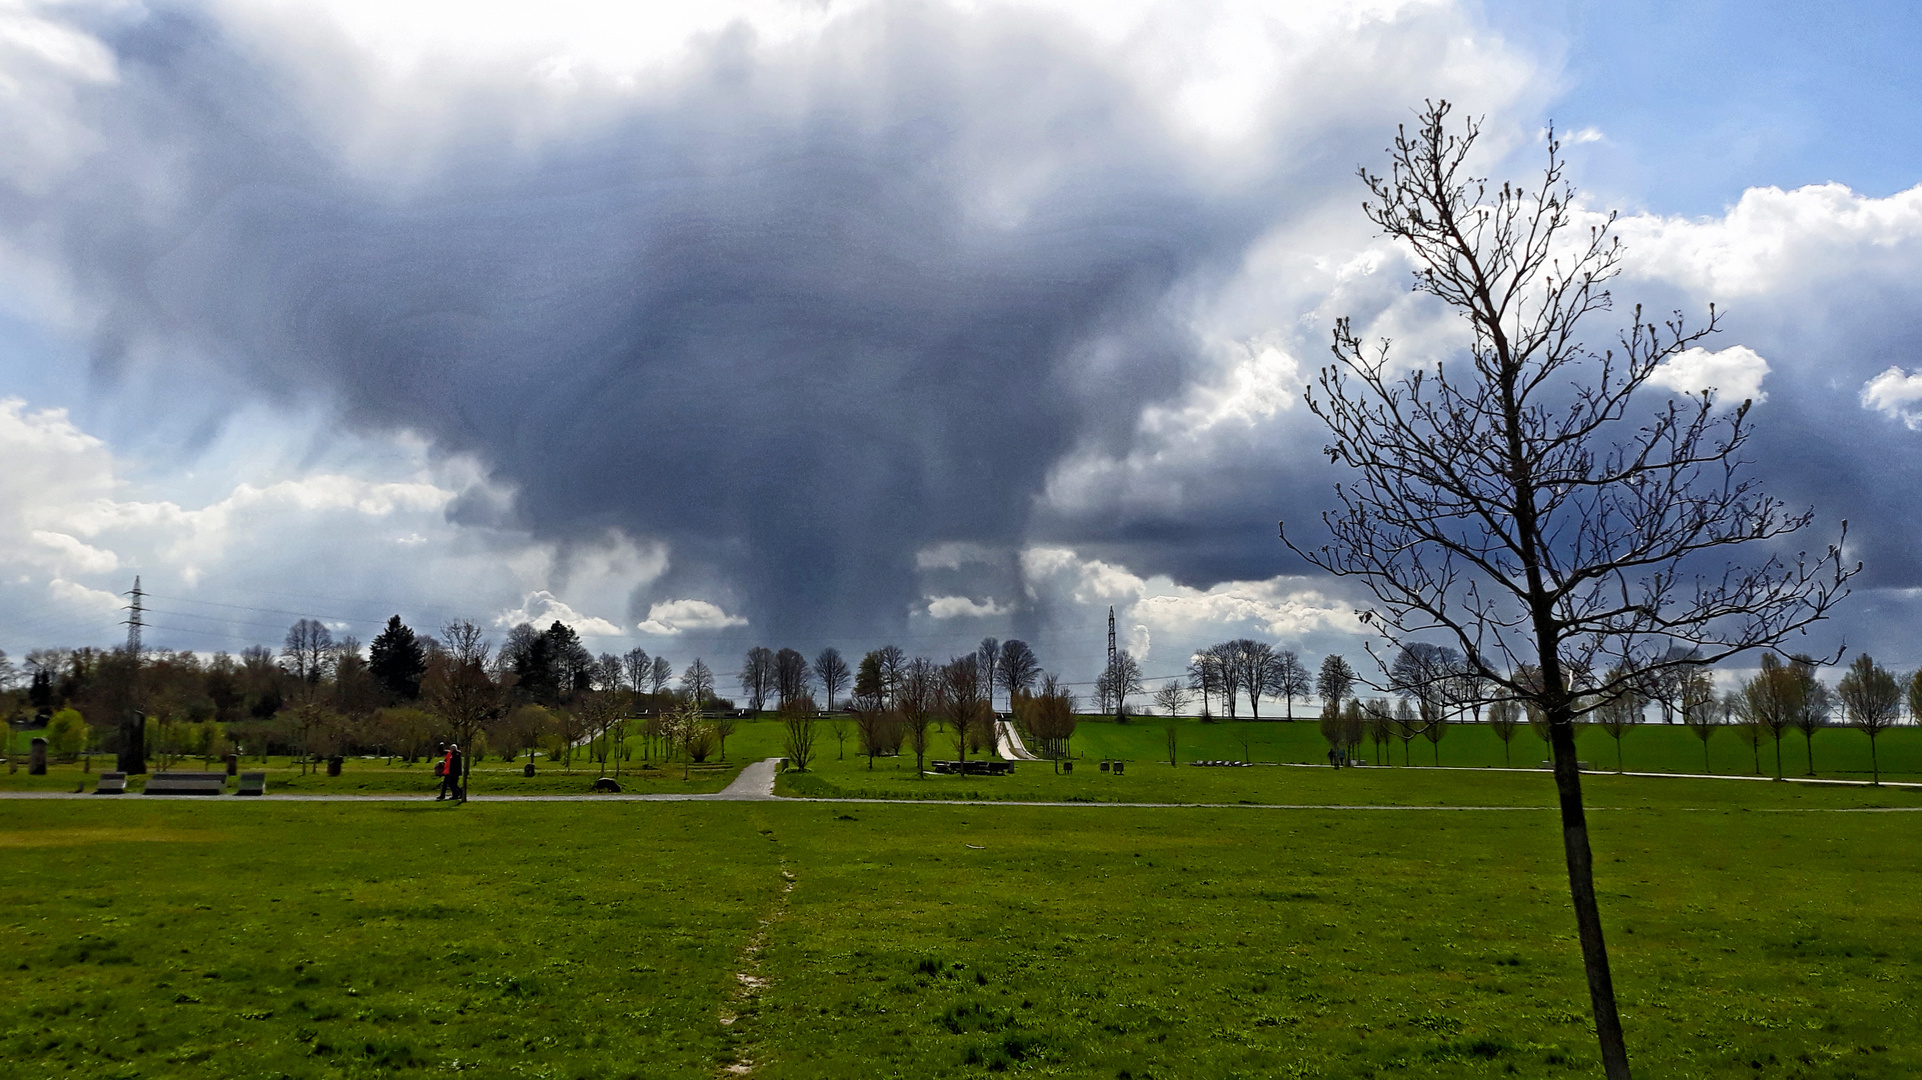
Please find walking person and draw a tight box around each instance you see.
[448,742,466,803]
[436,742,460,801]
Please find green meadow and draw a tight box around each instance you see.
[7,716,1918,799]
[3,768,1920,1078]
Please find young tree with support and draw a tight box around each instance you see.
[1282,101,1852,1078]
[1679,669,1720,773]
[1836,654,1900,785]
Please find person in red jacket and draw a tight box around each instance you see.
[436,743,461,801]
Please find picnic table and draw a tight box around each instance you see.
[143,772,228,796]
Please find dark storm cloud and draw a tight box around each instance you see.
[9,2,1370,639]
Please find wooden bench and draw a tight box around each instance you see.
[236,772,267,796]
[95,772,127,795]
[143,771,228,796]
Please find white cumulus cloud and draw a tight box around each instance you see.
[1861,367,1922,429]
[925,595,1007,619]
[1646,345,1770,406]
[494,590,624,637]
[637,598,747,635]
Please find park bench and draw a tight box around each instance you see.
[94,772,127,794]
[236,772,267,796]
[144,771,228,796]
[928,760,1014,776]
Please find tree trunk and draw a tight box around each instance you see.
[1804,733,1814,776]
[117,712,147,774]
[1549,715,1632,1079]
[1870,735,1880,785]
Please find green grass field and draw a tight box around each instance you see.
[782,718,1922,808]
[2,770,1919,1078]
[6,717,1918,798]
[0,724,789,795]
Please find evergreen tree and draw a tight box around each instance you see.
[368,615,427,701]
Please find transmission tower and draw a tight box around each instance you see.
[123,575,144,655]
[1106,606,1118,720]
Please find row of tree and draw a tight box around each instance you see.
[1309,648,1916,784]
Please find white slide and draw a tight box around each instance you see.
[995,719,1040,761]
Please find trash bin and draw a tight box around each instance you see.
[326,756,343,777]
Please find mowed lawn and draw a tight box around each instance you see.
[0,724,788,796]
[3,781,1919,1078]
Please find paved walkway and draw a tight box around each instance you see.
[995,720,1040,761]
[6,757,1920,811]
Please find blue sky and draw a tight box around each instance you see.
[1490,0,1922,212]
[0,0,1917,698]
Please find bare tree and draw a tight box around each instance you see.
[1363,698,1394,765]
[1487,697,1521,765]
[1230,639,1277,719]
[899,658,937,777]
[774,648,812,710]
[1020,675,1078,762]
[1639,645,1698,724]
[1726,689,1764,775]
[1282,102,1852,1078]
[1095,651,1143,721]
[1269,649,1311,720]
[851,691,888,769]
[623,648,652,697]
[282,618,335,690]
[1592,672,1641,772]
[813,647,850,711]
[1390,642,1460,741]
[424,620,499,799]
[1210,643,1241,718]
[1317,700,1346,764]
[681,659,714,708]
[1742,655,1800,780]
[1785,657,1831,775]
[875,645,907,706]
[1152,679,1190,718]
[942,656,988,764]
[650,655,673,697]
[781,694,819,771]
[997,640,1041,711]
[739,647,776,713]
[1836,655,1900,784]
[976,638,1000,711]
[1391,698,1419,765]
[1679,670,1720,773]
[1316,654,1356,713]
[1187,650,1222,719]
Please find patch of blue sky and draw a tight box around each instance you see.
[1480,0,1922,214]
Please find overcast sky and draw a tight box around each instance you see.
[1,0,1918,698]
